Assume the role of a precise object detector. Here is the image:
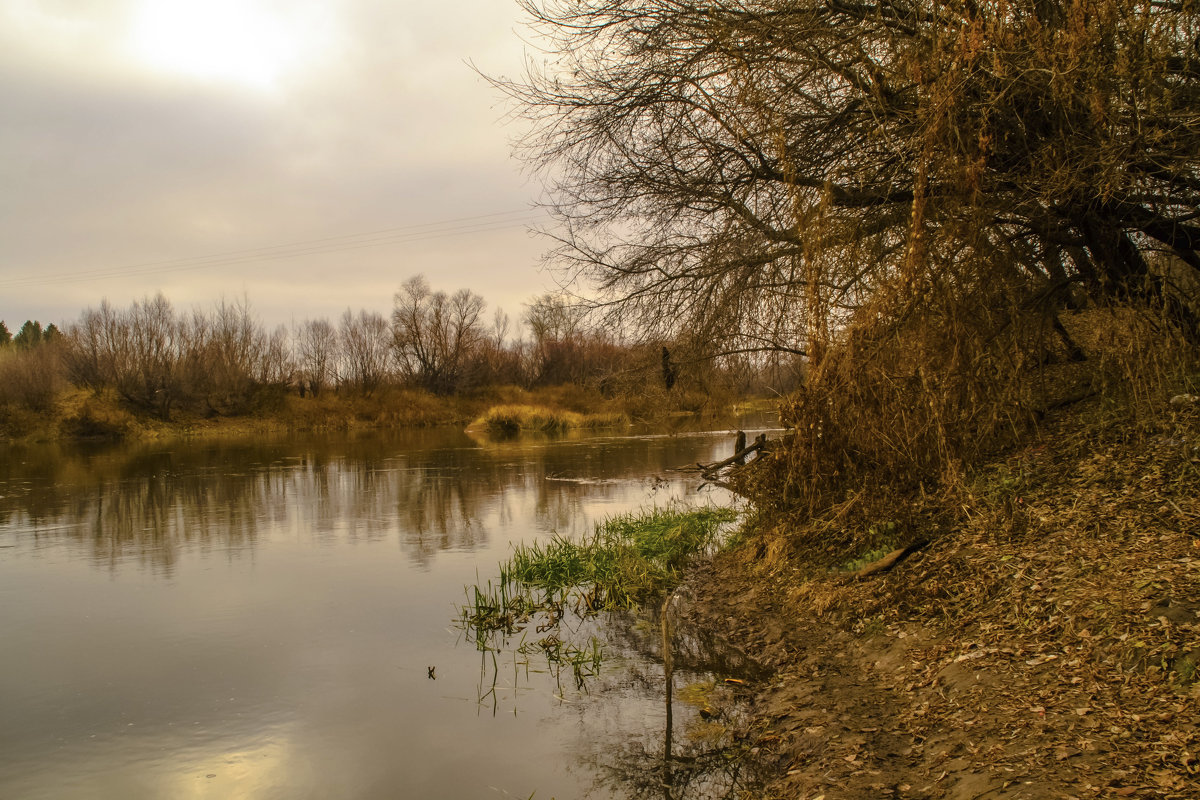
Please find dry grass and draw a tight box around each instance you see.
[737,302,1200,566]
[471,403,585,434]
[1,376,745,445]
[278,387,478,430]
[468,403,630,436]
[0,345,65,412]
[689,394,1200,798]
[699,294,1200,793]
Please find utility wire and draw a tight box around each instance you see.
[0,208,548,289]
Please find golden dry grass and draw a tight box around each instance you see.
[468,403,631,435]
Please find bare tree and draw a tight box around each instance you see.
[523,291,585,383]
[467,307,528,386]
[524,292,585,349]
[295,318,339,396]
[256,325,294,387]
[391,275,487,394]
[179,297,263,414]
[503,0,1200,355]
[340,308,392,394]
[522,291,630,385]
[68,295,288,417]
[65,301,119,390]
[489,307,511,350]
[120,293,182,419]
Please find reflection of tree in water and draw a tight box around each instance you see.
[0,433,497,571]
[585,605,768,800]
[470,600,766,800]
[0,424,748,574]
[0,442,271,574]
[581,728,759,800]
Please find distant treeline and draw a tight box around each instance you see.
[0,319,63,349]
[0,276,799,420]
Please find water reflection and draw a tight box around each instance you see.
[0,416,778,800]
[468,596,770,799]
[0,427,747,572]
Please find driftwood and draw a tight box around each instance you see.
[672,434,769,473]
[852,539,929,580]
[699,433,768,474]
[672,432,772,495]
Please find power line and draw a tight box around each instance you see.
[1,209,546,287]
[0,208,549,289]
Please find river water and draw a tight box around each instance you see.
[0,416,771,799]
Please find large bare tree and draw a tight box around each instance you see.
[504,0,1200,356]
[391,276,487,394]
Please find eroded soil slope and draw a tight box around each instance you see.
[679,404,1200,799]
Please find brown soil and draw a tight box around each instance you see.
[677,402,1200,799]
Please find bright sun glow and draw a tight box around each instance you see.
[129,0,304,90]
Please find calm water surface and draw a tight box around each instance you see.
[0,418,769,799]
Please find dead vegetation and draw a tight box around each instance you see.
[673,317,1200,799]
[496,3,1200,795]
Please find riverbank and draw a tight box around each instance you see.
[0,383,766,445]
[677,396,1200,799]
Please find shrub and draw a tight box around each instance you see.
[0,343,65,412]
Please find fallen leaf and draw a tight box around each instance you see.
[1025,654,1059,666]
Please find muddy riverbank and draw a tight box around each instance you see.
[674,402,1200,799]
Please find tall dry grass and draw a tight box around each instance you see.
[739,287,1200,565]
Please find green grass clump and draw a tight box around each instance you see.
[518,635,605,689]
[508,506,737,607]
[461,506,737,643]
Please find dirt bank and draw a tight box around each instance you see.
[678,402,1200,799]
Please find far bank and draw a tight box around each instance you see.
[0,382,774,446]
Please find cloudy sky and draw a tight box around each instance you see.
[0,0,559,330]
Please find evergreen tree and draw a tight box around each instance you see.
[14,320,43,349]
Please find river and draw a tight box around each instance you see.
[0,416,772,799]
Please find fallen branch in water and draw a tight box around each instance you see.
[676,433,770,474]
[674,432,773,495]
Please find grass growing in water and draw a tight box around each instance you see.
[508,506,737,607]
[460,506,737,648]
[518,634,606,689]
[470,403,629,435]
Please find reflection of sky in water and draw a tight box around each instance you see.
[0,418,775,799]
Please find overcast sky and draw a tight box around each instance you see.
[0,0,559,331]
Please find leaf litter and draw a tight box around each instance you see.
[672,400,1200,799]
